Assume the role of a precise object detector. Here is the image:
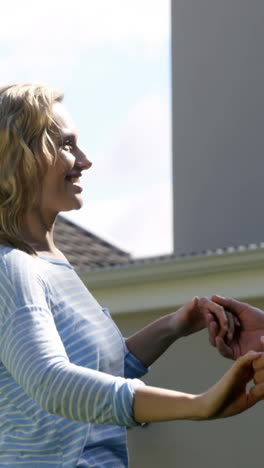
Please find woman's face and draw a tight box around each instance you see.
[40,102,92,216]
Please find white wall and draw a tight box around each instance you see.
[172,0,264,255]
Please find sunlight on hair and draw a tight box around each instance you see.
[0,83,63,253]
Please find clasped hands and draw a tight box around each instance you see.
[200,295,264,402]
[174,294,264,413]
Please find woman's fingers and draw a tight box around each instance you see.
[250,382,264,399]
[199,297,229,336]
[227,351,261,390]
[253,368,264,384]
[206,313,218,346]
[233,350,260,368]
[249,338,264,399]
[200,297,239,342]
[250,357,264,399]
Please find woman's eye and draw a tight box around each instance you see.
[63,140,73,152]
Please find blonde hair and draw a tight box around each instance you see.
[0,83,63,253]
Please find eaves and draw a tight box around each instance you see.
[79,245,264,289]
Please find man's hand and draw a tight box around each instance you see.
[208,295,264,359]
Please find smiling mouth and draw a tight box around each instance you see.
[65,176,80,183]
[65,175,83,191]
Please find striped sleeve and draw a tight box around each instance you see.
[0,253,145,428]
[101,309,149,379]
[124,341,150,379]
[0,304,144,427]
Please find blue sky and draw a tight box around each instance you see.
[1,0,172,257]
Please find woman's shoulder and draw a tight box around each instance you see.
[0,246,49,315]
[0,244,36,265]
[0,245,43,280]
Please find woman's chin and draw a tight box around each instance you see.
[61,196,84,212]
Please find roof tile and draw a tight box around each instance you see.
[54,216,131,270]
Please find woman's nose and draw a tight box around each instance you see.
[83,156,92,170]
[76,150,92,170]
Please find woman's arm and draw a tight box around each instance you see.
[1,296,259,427]
[126,297,234,367]
[134,351,261,423]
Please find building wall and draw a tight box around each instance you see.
[83,251,264,467]
[171,0,264,255]
[114,302,264,468]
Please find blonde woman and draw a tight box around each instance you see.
[0,83,262,468]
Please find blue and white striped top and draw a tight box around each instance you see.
[0,245,147,467]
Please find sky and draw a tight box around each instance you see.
[1,0,172,258]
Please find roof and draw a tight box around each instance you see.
[79,242,264,294]
[80,241,264,272]
[54,215,131,270]
[54,215,264,274]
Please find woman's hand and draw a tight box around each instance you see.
[134,349,262,424]
[250,338,264,400]
[172,296,237,341]
[197,350,262,420]
[126,296,237,368]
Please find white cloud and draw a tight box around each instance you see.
[110,181,173,258]
[63,90,173,258]
[1,0,170,86]
[63,180,173,258]
[1,0,170,45]
[87,91,172,196]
